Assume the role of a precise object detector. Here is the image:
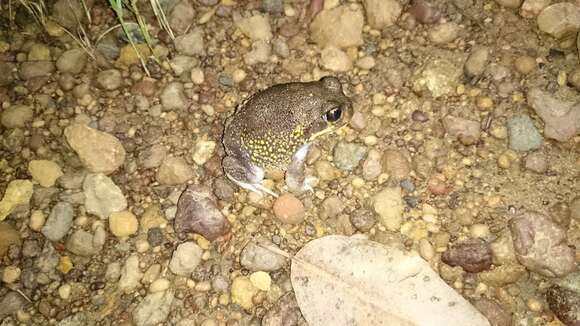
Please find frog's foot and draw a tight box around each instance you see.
[286,143,315,194]
[222,156,279,197]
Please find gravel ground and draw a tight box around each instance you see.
[0,0,579,325]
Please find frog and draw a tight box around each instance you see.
[222,76,353,197]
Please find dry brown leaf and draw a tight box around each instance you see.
[291,235,490,326]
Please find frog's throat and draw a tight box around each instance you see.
[307,123,347,142]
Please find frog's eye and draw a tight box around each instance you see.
[324,107,342,123]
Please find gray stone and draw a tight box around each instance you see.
[240,239,287,272]
[56,49,88,74]
[333,142,367,171]
[507,114,542,151]
[19,61,55,80]
[41,202,74,241]
[175,28,205,56]
[1,105,33,129]
[169,241,202,276]
[83,173,127,219]
[133,290,175,326]
[0,291,26,320]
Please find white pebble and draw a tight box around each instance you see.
[469,223,490,239]
[58,283,72,300]
[29,210,46,231]
[149,278,171,293]
[135,239,150,253]
[232,69,247,83]
[2,266,21,283]
[419,239,435,261]
[190,68,205,84]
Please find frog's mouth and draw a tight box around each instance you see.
[307,120,349,142]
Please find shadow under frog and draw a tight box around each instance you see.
[222,76,353,197]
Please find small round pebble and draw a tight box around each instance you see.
[514,55,536,74]
[150,278,171,293]
[58,284,72,300]
[29,210,46,231]
[469,223,491,239]
[273,194,305,224]
[249,271,271,291]
[2,265,21,283]
[350,208,376,232]
[109,210,138,238]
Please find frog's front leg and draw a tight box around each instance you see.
[222,156,278,197]
[286,143,316,194]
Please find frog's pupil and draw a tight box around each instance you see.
[326,108,342,122]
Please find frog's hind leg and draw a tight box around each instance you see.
[222,156,279,197]
[286,143,316,194]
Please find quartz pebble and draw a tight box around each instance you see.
[169,242,202,276]
[0,179,33,221]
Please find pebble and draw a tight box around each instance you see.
[169,241,202,276]
[190,67,205,84]
[0,291,26,320]
[363,0,402,29]
[147,228,164,246]
[231,276,259,310]
[2,265,21,283]
[174,186,230,240]
[443,115,481,145]
[109,210,138,238]
[192,140,216,165]
[1,104,33,128]
[473,298,512,326]
[349,208,376,232]
[546,285,580,326]
[19,61,55,80]
[156,156,194,185]
[56,48,87,74]
[28,160,63,187]
[83,173,127,219]
[495,0,522,8]
[469,224,491,239]
[507,114,542,151]
[537,3,580,38]
[569,68,580,90]
[175,28,205,56]
[442,239,492,273]
[66,229,100,256]
[356,56,376,70]
[150,278,171,293]
[514,55,536,74]
[524,151,547,173]
[310,5,364,48]
[170,55,198,76]
[464,47,490,79]
[65,123,126,174]
[409,0,441,24]
[28,44,51,61]
[0,179,33,221]
[320,46,352,72]
[234,14,273,41]
[140,205,167,233]
[520,0,550,17]
[527,88,580,142]
[96,69,123,90]
[139,144,167,169]
[273,194,305,224]
[333,142,367,171]
[0,62,14,86]
[168,0,195,34]
[160,82,188,111]
[240,239,287,272]
[428,22,460,44]
[373,187,403,231]
[133,289,174,326]
[509,210,576,277]
[41,202,74,241]
[244,40,271,65]
[29,210,46,231]
[419,239,435,261]
[416,58,463,97]
[362,149,382,180]
[117,43,151,67]
[320,196,344,220]
[119,254,143,293]
[382,149,410,180]
[249,271,271,291]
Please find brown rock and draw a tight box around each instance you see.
[273,194,305,224]
[0,222,21,257]
[381,149,410,180]
[441,239,492,273]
